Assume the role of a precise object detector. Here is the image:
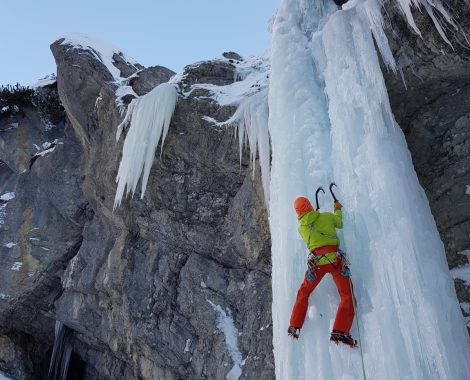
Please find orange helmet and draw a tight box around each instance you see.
[294,197,313,217]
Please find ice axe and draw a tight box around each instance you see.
[329,183,339,202]
[315,187,325,210]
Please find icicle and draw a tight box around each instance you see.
[222,90,271,205]
[114,83,178,209]
[393,0,456,45]
[361,0,397,72]
[49,321,73,380]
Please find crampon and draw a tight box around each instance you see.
[287,326,301,340]
[330,330,358,348]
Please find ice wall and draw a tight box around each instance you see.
[269,0,470,379]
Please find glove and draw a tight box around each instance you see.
[334,200,343,210]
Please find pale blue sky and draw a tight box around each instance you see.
[0,0,279,86]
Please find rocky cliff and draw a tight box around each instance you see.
[0,2,469,379]
[0,40,272,379]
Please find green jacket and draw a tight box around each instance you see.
[298,209,343,252]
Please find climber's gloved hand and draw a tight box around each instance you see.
[334,200,343,210]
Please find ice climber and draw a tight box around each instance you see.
[287,196,357,347]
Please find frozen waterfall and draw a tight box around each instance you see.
[268,0,470,379]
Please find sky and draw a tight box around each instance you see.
[0,0,279,86]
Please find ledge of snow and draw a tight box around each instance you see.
[59,32,138,82]
[0,192,15,202]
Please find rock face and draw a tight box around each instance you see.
[382,0,470,323]
[0,85,86,378]
[1,39,273,379]
[1,3,470,379]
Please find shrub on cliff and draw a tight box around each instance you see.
[0,82,65,124]
[0,83,34,117]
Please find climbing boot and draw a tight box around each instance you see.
[287,326,301,340]
[330,330,357,348]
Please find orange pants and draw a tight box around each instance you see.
[289,261,354,333]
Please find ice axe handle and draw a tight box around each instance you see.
[315,187,325,211]
[329,183,339,202]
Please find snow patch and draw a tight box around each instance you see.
[0,192,15,202]
[0,204,6,226]
[60,33,138,81]
[114,83,177,209]
[207,300,243,380]
[42,119,56,132]
[3,242,16,248]
[451,250,470,285]
[466,185,470,195]
[0,372,12,380]
[0,192,14,226]
[11,262,23,271]
[59,32,139,114]
[63,255,80,289]
[0,293,10,300]
[30,74,57,89]
[450,264,470,285]
[31,139,58,160]
[201,116,218,124]
[184,339,191,353]
[461,302,470,314]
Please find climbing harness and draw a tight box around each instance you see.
[305,184,342,282]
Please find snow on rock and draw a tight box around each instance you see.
[32,140,58,159]
[0,192,14,226]
[451,250,470,285]
[0,123,19,132]
[63,254,80,289]
[114,83,177,209]
[207,300,243,380]
[183,339,191,354]
[60,32,138,81]
[185,55,271,203]
[453,250,470,286]
[269,1,470,379]
[3,243,16,249]
[59,32,139,113]
[0,372,12,380]
[30,74,57,89]
[0,204,6,226]
[0,192,15,202]
[461,302,470,314]
[11,262,23,271]
[466,185,470,195]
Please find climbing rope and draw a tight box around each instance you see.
[349,275,367,380]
